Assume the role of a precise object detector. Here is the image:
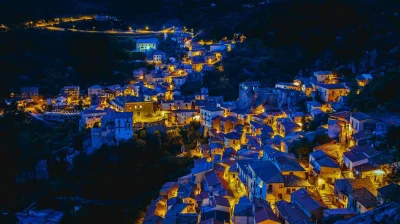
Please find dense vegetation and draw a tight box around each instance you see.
[0,30,159,97]
[290,133,332,163]
[348,71,400,112]
[200,39,308,100]
[0,104,204,222]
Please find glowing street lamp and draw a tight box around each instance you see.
[145,26,149,30]
[92,26,95,31]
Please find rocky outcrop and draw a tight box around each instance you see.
[237,87,274,113]
[334,202,400,224]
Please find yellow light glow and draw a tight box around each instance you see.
[373,170,385,175]
[318,178,324,185]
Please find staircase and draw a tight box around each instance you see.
[319,191,337,209]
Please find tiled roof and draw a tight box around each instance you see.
[314,71,332,75]
[195,191,210,201]
[317,83,348,90]
[250,121,263,129]
[353,163,379,172]
[202,107,224,112]
[310,150,340,168]
[237,149,260,159]
[323,208,356,216]
[252,160,283,183]
[281,122,301,128]
[350,145,379,157]
[377,183,400,200]
[283,175,311,187]
[81,109,107,115]
[233,197,252,217]
[351,129,373,140]
[136,38,159,43]
[352,187,378,209]
[192,160,214,174]
[175,213,198,224]
[344,151,368,162]
[200,211,230,223]
[205,171,220,186]
[153,50,166,55]
[224,131,241,140]
[292,188,326,213]
[220,116,239,123]
[212,195,230,207]
[200,218,224,224]
[274,156,305,172]
[351,112,370,121]
[167,197,182,207]
[275,200,310,224]
[254,201,280,223]
[210,142,224,149]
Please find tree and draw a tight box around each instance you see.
[72,134,84,151]
[313,133,331,146]
[78,100,84,110]
[130,52,146,60]
[348,71,400,112]
[150,130,162,149]
[47,156,69,179]
[291,138,312,163]
[386,126,400,150]
[166,128,183,145]
[301,116,312,131]
[136,139,147,152]
[139,129,147,140]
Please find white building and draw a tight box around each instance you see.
[79,109,108,130]
[182,63,193,73]
[91,112,133,149]
[210,44,228,52]
[316,83,349,103]
[349,112,385,135]
[172,76,187,87]
[88,85,104,97]
[200,107,224,128]
[313,71,333,83]
[153,51,167,63]
[55,96,68,107]
[136,38,159,52]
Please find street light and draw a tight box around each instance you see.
[145,26,149,30]
[93,26,95,31]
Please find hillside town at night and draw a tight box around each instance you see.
[5,19,400,223]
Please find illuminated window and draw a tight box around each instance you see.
[135,105,137,109]
[140,105,142,108]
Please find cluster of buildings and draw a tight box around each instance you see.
[141,70,400,223]
[9,27,400,224]
[9,32,235,151]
